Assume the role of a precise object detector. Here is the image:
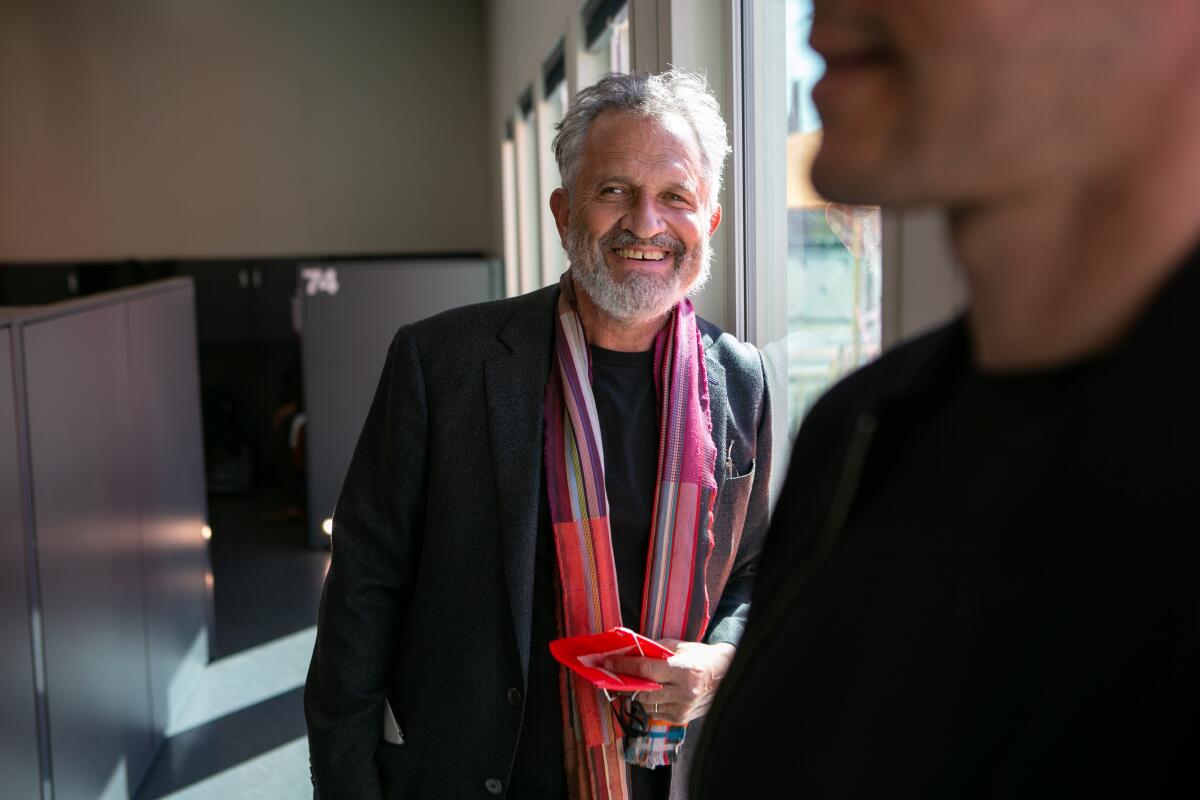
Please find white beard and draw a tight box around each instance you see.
[565,224,712,324]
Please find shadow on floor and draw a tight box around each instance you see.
[135,688,307,799]
[135,490,329,799]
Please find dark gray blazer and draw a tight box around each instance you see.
[305,285,772,800]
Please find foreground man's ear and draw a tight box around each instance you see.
[550,188,571,246]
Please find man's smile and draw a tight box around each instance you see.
[613,248,670,262]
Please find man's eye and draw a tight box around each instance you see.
[601,186,626,195]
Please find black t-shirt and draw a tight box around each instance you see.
[508,345,671,799]
[591,345,661,628]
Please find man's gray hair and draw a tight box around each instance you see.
[553,69,731,209]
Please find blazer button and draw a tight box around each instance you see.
[484,777,503,795]
[506,687,522,706]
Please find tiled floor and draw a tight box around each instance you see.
[135,493,329,800]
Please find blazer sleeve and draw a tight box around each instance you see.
[706,350,773,647]
[304,326,428,799]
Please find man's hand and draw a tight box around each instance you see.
[605,640,736,726]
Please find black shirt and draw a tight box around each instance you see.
[591,345,661,629]
[697,342,1198,797]
[509,345,671,799]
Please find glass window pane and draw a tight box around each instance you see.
[749,0,883,440]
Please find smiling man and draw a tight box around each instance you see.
[694,1,1200,797]
[305,70,771,800]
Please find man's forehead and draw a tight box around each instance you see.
[581,111,704,183]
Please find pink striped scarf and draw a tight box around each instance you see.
[544,275,722,799]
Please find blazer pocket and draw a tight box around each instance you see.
[376,702,415,798]
[714,461,755,547]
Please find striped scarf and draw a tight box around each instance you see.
[544,275,722,800]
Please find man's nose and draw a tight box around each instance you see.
[621,192,666,240]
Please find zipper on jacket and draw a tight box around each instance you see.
[691,410,878,795]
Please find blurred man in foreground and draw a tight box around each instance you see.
[695,1,1200,796]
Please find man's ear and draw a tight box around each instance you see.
[708,203,723,236]
[550,188,570,244]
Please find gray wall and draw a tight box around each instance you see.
[10,280,211,799]
[0,0,491,261]
[127,290,211,740]
[301,259,501,547]
[0,324,42,800]
[24,303,154,800]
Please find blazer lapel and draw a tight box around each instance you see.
[704,335,730,493]
[484,287,558,681]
